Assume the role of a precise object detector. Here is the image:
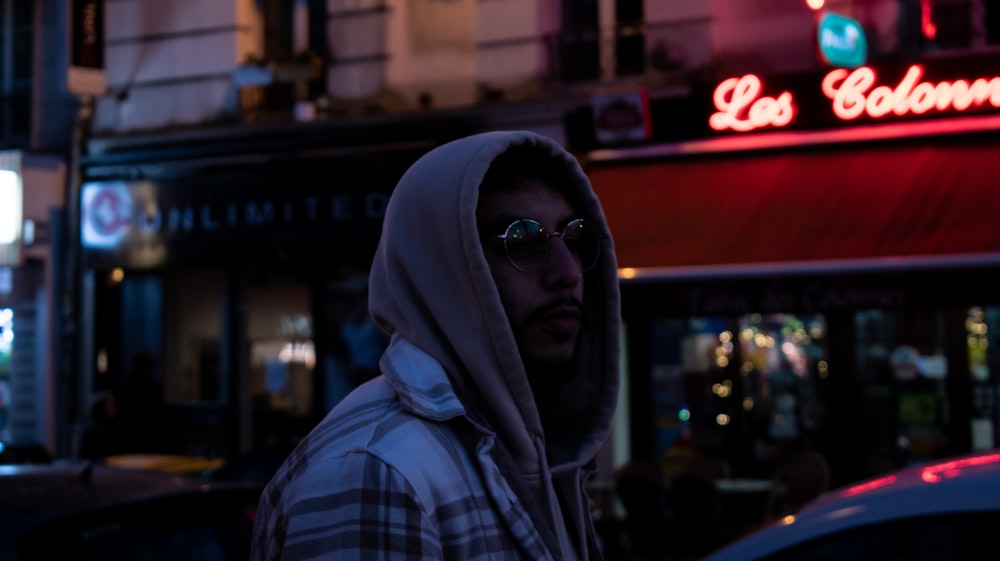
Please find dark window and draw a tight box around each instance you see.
[986,0,1000,44]
[0,0,32,146]
[560,0,600,82]
[615,0,645,76]
[902,0,1000,52]
[930,0,973,49]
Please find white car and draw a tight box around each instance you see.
[700,450,1000,561]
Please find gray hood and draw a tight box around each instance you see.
[369,130,620,477]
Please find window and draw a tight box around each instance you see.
[0,0,31,146]
[560,0,600,82]
[908,0,1000,52]
[644,314,830,477]
[559,0,647,82]
[615,0,645,76]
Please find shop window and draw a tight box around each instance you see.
[163,270,224,405]
[644,313,829,481]
[737,313,829,446]
[968,306,998,451]
[246,277,315,448]
[244,270,389,450]
[319,274,388,411]
[851,307,986,470]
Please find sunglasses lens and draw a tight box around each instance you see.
[504,220,548,272]
[562,219,601,271]
[499,218,601,273]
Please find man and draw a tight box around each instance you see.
[251,130,620,560]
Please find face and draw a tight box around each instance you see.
[478,179,585,369]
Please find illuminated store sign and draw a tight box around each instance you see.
[81,179,391,269]
[0,172,20,245]
[710,75,796,132]
[710,64,1000,133]
[822,65,1000,120]
[815,11,867,68]
[592,89,652,144]
[0,152,22,267]
[67,0,106,95]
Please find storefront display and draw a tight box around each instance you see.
[585,54,1000,488]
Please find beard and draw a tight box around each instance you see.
[526,360,581,442]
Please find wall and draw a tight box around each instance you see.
[710,0,819,74]
[474,0,548,102]
[94,0,258,133]
[86,0,903,136]
[645,0,713,78]
[384,0,477,109]
[327,0,388,102]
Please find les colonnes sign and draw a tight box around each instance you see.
[710,64,1000,133]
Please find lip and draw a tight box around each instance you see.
[538,305,582,334]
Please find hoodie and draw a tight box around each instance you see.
[251,130,620,561]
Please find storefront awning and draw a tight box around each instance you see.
[587,135,1000,277]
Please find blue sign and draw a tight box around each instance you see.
[816,12,867,68]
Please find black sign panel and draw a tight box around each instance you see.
[71,0,103,69]
[80,156,418,270]
[68,0,105,95]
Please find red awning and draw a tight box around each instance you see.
[587,136,1000,274]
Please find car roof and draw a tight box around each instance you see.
[701,451,1000,561]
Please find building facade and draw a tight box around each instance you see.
[76,0,669,463]
[580,51,1000,486]
[0,0,80,453]
[57,0,1000,537]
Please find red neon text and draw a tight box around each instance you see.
[709,74,796,132]
[822,65,1000,120]
[709,66,1000,132]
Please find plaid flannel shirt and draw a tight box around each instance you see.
[251,350,555,561]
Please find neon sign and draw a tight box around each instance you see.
[823,65,1000,119]
[709,74,796,132]
[710,65,1000,132]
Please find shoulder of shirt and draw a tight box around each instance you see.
[269,379,489,504]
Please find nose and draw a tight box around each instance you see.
[544,237,583,287]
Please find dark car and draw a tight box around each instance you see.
[698,450,1000,561]
[0,459,261,561]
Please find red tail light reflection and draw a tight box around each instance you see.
[920,453,1000,483]
[841,475,896,497]
[841,453,1000,497]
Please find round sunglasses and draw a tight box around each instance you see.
[491,218,601,273]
